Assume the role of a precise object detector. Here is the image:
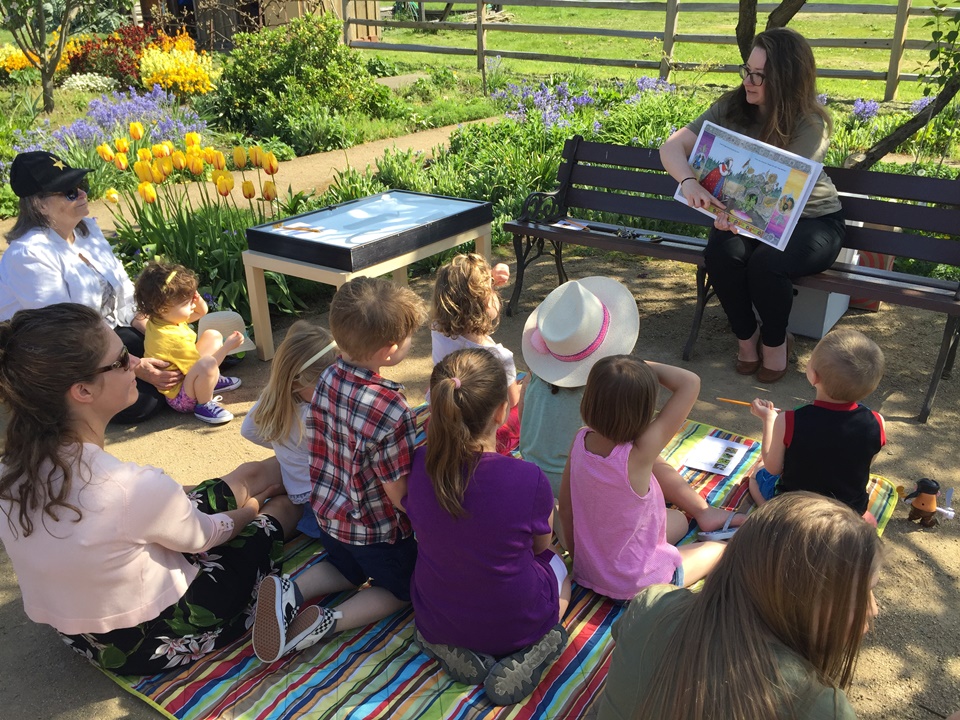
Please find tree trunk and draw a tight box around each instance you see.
[41,68,55,113]
[736,0,758,61]
[766,0,807,30]
[848,72,960,170]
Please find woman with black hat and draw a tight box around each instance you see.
[0,151,180,422]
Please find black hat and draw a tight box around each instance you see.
[9,151,91,198]
[905,477,940,500]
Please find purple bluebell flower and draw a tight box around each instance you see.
[910,96,934,114]
[817,93,828,106]
[852,98,880,122]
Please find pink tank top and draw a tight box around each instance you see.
[568,427,682,600]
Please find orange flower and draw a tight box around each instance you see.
[249,145,263,168]
[114,137,129,153]
[241,180,255,199]
[212,150,226,171]
[137,148,153,162]
[262,180,277,202]
[233,146,247,170]
[133,160,153,183]
[262,151,279,176]
[138,181,157,204]
[96,143,115,162]
[171,150,186,171]
[187,154,204,176]
[113,152,129,171]
[129,122,145,140]
[184,131,201,148]
[216,174,234,197]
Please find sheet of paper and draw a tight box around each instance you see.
[681,435,750,477]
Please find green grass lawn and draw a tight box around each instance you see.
[368,0,941,102]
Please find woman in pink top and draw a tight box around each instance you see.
[0,303,304,674]
[559,356,726,601]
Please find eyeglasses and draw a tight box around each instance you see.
[92,346,131,375]
[738,64,765,86]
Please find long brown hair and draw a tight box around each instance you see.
[6,195,91,242]
[425,348,507,517]
[636,492,881,720]
[723,28,832,148]
[0,303,109,537]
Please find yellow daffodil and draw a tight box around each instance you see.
[113,152,129,171]
[216,174,234,197]
[171,150,186,171]
[262,180,277,202]
[185,131,201,148]
[96,143,115,162]
[212,150,226,171]
[104,188,120,204]
[138,148,153,162]
[130,122,145,140]
[233,146,247,170]
[241,180,255,199]
[262,151,279,176]
[138,181,157,204]
[249,146,263,168]
[187,154,204,176]
[133,160,154,183]
[114,137,129,153]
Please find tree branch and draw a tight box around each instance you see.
[767,0,807,30]
[736,0,758,61]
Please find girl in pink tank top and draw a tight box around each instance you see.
[559,356,727,601]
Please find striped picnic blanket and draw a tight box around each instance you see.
[104,418,898,720]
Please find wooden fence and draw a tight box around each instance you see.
[340,0,957,100]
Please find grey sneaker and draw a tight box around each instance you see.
[194,396,233,425]
[483,624,568,705]
[252,575,299,663]
[414,629,496,685]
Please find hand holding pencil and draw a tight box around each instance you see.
[749,398,779,421]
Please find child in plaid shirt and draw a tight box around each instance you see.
[252,276,427,663]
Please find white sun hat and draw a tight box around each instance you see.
[521,277,640,388]
[197,310,256,353]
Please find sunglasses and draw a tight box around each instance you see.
[92,345,131,375]
[46,179,89,202]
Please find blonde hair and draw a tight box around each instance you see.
[580,355,658,444]
[425,348,507,518]
[809,329,885,403]
[636,492,881,720]
[251,321,337,444]
[432,253,500,339]
[329,277,427,362]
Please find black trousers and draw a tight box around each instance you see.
[111,325,165,424]
[703,210,845,347]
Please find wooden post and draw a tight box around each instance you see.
[661,0,679,81]
[342,0,350,44]
[885,0,912,101]
[419,0,425,24]
[477,0,486,72]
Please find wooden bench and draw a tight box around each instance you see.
[503,135,960,423]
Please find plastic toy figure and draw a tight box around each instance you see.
[903,478,955,527]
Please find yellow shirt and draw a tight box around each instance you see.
[144,318,200,398]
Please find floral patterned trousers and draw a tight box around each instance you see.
[61,478,285,675]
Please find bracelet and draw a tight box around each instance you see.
[680,177,698,185]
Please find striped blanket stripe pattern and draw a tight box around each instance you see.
[110,419,897,720]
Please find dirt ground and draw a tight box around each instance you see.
[1,126,959,720]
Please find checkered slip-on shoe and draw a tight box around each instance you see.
[252,575,300,663]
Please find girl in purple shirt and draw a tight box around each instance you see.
[404,348,571,706]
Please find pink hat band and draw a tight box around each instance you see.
[529,304,610,363]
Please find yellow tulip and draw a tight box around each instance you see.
[232,146,247,170]
[162,140,175,153]
[152,143,170,159]
[212,150,226,171]
[216,174,234,197]
[114,137,129,153]
[150,161,164,183]
[113,152,129,171]
[159,156,174,177]
[171,150,186,171]
[129,122,145,140]
[104,187,120,204]
[262,151,279,176]
[262,180,277,202]
[241,180,255,199]
[202,146,216,164]
[249,146,263,168]
[138,148,153,162]
[138,181,157,204]
[133,160,154,183]
[210,169,226,184]
[185,131,201,148]
[187,154,204,176]
[96,143,115,162]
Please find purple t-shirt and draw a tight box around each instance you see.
[404,447,559,657]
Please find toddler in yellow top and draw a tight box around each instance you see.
[135,261,246,425]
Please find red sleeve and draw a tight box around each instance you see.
[872,411,886,447]
[783,410,794,448]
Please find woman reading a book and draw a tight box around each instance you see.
[660,28,844,384]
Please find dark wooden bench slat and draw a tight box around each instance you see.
[839,194,960,237]
[827,166,960,206]
[843,225,960,266]
[565,187,713,228]
[568,141,663,171]
[568,163,676,197]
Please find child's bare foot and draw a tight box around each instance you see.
[695,507,746,532]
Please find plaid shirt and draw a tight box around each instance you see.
[307,358,415,545]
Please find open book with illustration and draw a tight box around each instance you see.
[674,121,822,251]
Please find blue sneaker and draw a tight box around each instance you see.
[194,397,233,425]
[215,375,242,392]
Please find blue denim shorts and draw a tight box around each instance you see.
[670,565,684,587]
